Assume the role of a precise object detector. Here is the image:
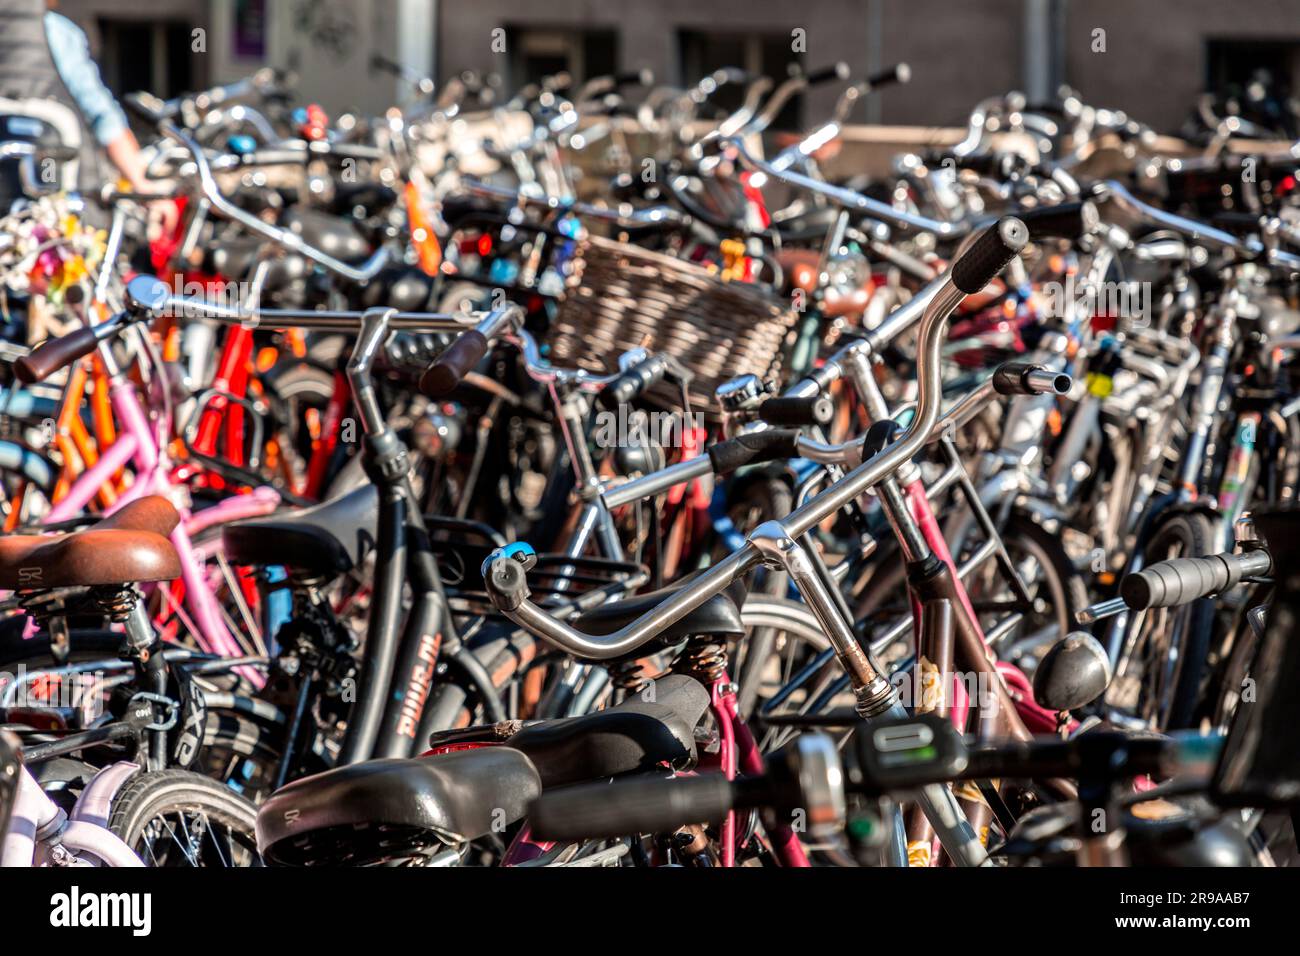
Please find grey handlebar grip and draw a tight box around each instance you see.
[1121,550,1272,610]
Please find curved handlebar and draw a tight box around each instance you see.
[479,217,1029,660]
[156,124,389,283]
[418,306,524,397]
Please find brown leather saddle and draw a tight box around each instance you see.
[0,496,183,590]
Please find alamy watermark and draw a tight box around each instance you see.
[1040,273,1152,326]
[592,405,705,450]
[0,665,107,720]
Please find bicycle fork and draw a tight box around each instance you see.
[747,519,990,866]
[337,309,496,764]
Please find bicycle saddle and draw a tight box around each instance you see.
[352,265,438,312]
[222,484,378,575]
[570,579,748,663]
[200,239,309,291]
[504,672,713,787]
[255,746,542,865]
[0,495,182,589]
[327,182,398,220]
[280,208,372,264]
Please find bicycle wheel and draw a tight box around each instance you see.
[108,770,261,867]
[965,513,1089,665]
[1108,511,1217,730]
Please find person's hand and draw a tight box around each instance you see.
[129,178,181,242]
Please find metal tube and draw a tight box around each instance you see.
[163,126,389,282]
[509,546,759,660]
[783,280,966,538]
[729,138,966,237]
[601,456,713,509]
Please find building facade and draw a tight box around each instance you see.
[50,0,1300,136]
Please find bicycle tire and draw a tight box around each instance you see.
[107,769,261,867]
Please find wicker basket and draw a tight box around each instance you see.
[546,235,797,417]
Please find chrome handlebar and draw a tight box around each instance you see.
[480,218,1029,660]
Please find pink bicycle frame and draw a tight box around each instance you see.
[1,762,142,867]
[40,367,279,676]
[904,479,1062,734]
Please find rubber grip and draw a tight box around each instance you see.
[951,217,1029,295]
[866,62,911,88]
[758,395,834,427]
[483,556,529,612]
[615,69,654,87]
[419,330,489,398]
[530,774,736,841]
[802,62,851,86]
[707,429,800,474]
[14,327,100,384]
[1016,200,1098,240]
[1121,551,1272,611]
[596,354,670,410]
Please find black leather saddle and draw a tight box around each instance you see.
[569,579,747,662]
[256,746,542,865]
[327,182,399,220]
[199,238,309,290]
[222,485,378,576]
[482,673,712,788]
[281,208,372,263]
[352,265,437,312]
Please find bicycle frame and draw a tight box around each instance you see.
[487,273,1014,865]
[159,292,514,766]
[1,761,142,867]
[36,331,279,671]
[498,662,811,867]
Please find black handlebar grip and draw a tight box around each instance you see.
[595,354,670,410]
[866,62,911,88]
[530,774,736,841]
[14,327,101,384]
[707,428,801,475]
[991,362,1071,397]
[802,62,852,86]
[1016,200,1099,240]
[1121,550,1272,611]
[419,330,489,398]
[947,151,1024,178]
[616,69,655,87]
[370,53,403,76]
[758,395,834,427]
[951,217,1029,295]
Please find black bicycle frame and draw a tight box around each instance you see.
[337,308,505,764]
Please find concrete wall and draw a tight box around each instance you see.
[55,0,436,116]
[50,0,1300,134]
[434,0,1300,132]
[1062,0,1300,133]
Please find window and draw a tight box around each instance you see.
[505,27,618,91]
[678,31,804,130]
[96,19,196,99]
[1203,38,1300,136]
